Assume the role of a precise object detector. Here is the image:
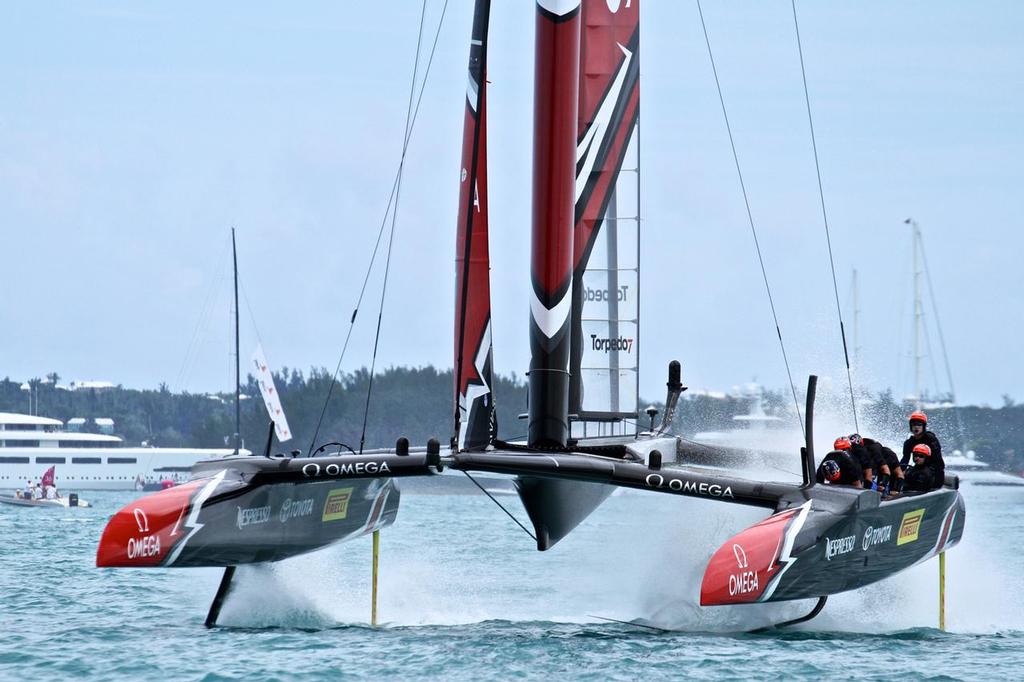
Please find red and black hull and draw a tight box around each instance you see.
[97,452,435,568]
[701,485,965,605]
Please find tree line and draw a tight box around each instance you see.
[0,370,1020,474]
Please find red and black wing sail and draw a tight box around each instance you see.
[527,0,582,448]
[453,0,496,451]
[569,0,640,421]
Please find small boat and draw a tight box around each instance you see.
[0,492,90,508]
[4,465,92,508]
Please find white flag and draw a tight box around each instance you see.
[251,343,292,442]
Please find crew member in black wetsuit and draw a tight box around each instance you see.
[849,433,884,489]
[904,443,942,492]
[902,411,945,488]
[816,438,864,487]
[863,436,904,496]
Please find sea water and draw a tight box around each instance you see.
[1,482,1021,680]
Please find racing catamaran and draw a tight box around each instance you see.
[97,0,965,628]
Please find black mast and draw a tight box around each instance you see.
[231,228,240,455]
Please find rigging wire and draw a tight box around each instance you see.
[695,0,804,436]
[919,236,957,399]
[920,307,941,402]
[308,0,450,454]
[175,235,232,392]
[359,0,433,453]
[790,0,860,432]
[918,228,968,446]
[239,282,265,349]
[893,237,910,399]
[460,471,537,542]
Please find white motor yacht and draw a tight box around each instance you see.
[944,450,1024,487]
[0,412,247,491]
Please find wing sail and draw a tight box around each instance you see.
[569,0,641,424]
[454,0,496,451]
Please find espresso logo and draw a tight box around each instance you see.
[825,535,856,560]
[237,505,271,530]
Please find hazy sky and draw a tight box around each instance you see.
[1,1,1021,408]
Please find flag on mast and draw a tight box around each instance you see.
[251,343,292,442]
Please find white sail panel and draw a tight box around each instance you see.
[575,128,639,417]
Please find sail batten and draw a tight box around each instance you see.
[453,0,495,451]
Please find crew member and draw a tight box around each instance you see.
[816,438,863,487]
[863,436,904,496]
[902,411,945,486]
[905,444,942,492]
[848,433,881,489]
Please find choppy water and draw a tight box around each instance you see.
[2,481,1022,680]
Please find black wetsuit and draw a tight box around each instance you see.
[851,441,882,484]
[878,444,901,473]
[816,450,862,486]
[902,431,945,490]
[862,438,894,490]
[877,442,903,493]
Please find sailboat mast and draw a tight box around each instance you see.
[528,0,580,448]
[231,227,241,455]
[911,219,922,409]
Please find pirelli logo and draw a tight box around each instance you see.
[322,487,354,522]
[897,509,925,546]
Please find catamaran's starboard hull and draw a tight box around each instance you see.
[701,487,965,605]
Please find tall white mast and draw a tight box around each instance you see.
[906,218,922,410]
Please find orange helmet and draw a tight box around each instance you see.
[909,411,928,426]
[912,443,931,457]
[834,437,851,451]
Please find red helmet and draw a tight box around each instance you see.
[822,460,841,482]
[909,411,928,426]
[912,443,931,458]
[834,437,851,450]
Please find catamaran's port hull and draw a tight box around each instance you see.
[95,451,438,568]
